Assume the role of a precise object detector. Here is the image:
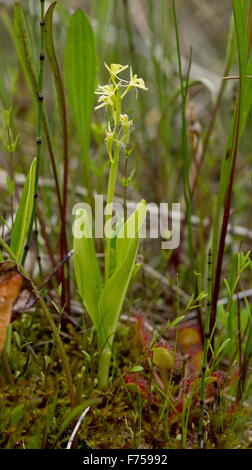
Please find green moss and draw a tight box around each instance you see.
[0,309,252,449]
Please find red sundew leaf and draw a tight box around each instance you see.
[210,370,228,387]
[124,372,149,398]
[153,339,184,374]
[134,314,152,351]
[182,376,198,394]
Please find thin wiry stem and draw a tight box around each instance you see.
[191,16,234,195]
[23,0,45,264]
[222,75,252,80]
[210,97,241,338]
[198,248,212,448]
[172,0,194,268]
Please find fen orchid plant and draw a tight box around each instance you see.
[73,64,148,389]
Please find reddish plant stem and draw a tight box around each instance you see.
[210,106,240,339]
[42,113,63,217]
[191,78,227,195]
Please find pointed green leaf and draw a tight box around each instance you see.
[116,200,147,268]
[215,338,231,359]
[10,157,37,261]
[73,208,102,328]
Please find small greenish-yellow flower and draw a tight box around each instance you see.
[104,63,128,81]
[120,114,133,143]
[121,68,148,98]
[131,67,147,87]
[94,83,116,110]
[120,113,133,128]
[105,123,115,162]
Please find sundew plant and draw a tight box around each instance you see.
[1,0,252,451]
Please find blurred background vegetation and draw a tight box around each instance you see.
[1,0,251,308]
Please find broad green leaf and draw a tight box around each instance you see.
[116,200,147,268]
[64,9,96,175]
[73,209,102,328]
[98,202,147,347]
[98,239,139,347]
[10,158,37,261]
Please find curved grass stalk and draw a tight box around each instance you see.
[172,0,194,270]
[191,16,235,194]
